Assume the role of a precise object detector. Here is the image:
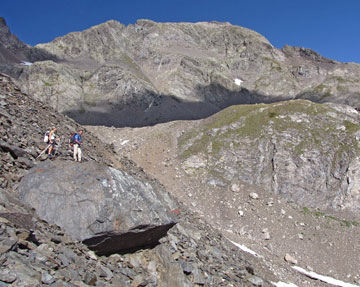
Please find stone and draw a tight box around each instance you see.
[263,232,271,240]
[87,250,97,261]
[247,275,264,286]
[231,184,241,192]
[158,262,187,287]
[179,259,193,275]
[0,140,25,159]
[249,193,259,199]
[83,272,97,286]
[193,268,206,285]
[41,271,55,284]
[130,275,145,287]
[0,269,17,283]
[0,238,17,254]
[97,265,113,280]
[18,161,178,255]
[284,253,298,265]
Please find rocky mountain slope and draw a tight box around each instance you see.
[88,99,360,286]
[2,17,360,286]
[1,71,308,287]
[1,18,360,127]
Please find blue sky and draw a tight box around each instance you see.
[2,0,360,63]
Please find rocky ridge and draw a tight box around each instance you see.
[0,17,56,66]
[1,19,360,127]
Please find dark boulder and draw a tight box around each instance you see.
[18,160,178,255]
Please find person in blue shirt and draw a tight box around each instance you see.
[73,130,83,162]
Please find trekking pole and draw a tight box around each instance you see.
[36,144,51,159]
[54,139,61,156]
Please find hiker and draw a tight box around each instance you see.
[47,127,59,157]
[73,130,83,162]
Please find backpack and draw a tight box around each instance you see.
[43,131,50,143]
[69,132,76,146]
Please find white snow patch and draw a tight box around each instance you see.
[228,239,262,258]
[120,140,129,146]
[234,78,243,86]
[20,61,32,66]
[271,282,297,287]
[293,266,358,287]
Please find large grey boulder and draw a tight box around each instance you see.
[18,160,178,255]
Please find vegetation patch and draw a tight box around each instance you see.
[262,57,282,71]
[178,100,360,166]
[302,207,359,227]
[42,80,53,87]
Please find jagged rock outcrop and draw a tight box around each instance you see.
[18,160,178,255]
[1,18,360,127]
[177,100,360,213]
[0,17,56,65]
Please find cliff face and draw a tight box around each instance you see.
[177,100,360,213]
[2,19,360,126]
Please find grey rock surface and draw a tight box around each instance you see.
[18,160,178,255]
[1,18,360,127]
[176,100,360,213]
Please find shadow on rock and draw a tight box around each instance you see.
[64,83,291,128]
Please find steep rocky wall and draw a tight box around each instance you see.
[178,100,360,213]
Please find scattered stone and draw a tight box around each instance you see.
[248,275,264,286]
[231,183,241,192]
[41,271,55,284]
[249,192,259,199]
[0,269,17,283]
[83,272,97,286]
[193,268,206,285]
[284,253,298,264]
[87,250,97,261]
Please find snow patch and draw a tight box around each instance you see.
[292,266,358,287]
[228,239,262,258]
[20,61,32,66]
[271,282,297,287]
[234,78,243,86]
